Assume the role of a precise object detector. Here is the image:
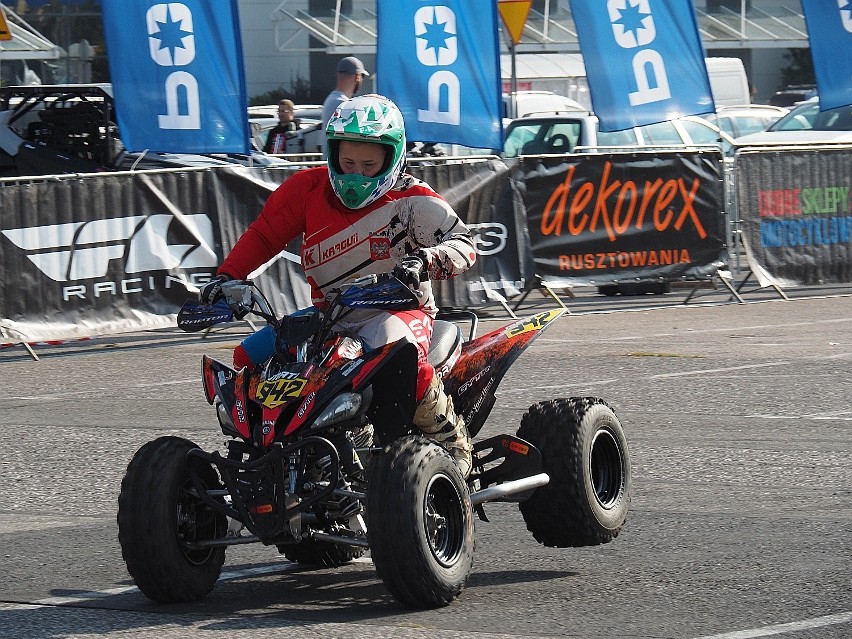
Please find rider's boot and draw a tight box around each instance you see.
[413,374,473,478]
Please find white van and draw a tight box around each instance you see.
[505,54,751,109]
[705,57,751,107]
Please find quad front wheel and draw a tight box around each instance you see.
[517,397,631,547]
[368,436,474,608]
[117,436,228,602]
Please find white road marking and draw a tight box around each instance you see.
[691,610,852,638]
[824,351,852,359]
[8,379,198,400]
[745,413,852,421]
[537,316,852,345]
[651,361,791,378]
[0,514,101,534]
[497,380,620,394]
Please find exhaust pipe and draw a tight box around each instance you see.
[470,473,550,506]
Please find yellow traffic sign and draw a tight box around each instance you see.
[498,0,532,46]
[0,7,12,42]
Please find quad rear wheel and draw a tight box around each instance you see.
[117,436,227,602]
[517,397,631,547]
[368,436,474,608]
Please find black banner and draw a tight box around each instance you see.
[2,152,735,343]
[736,147,852,286]
[520,151,727,286]
[0,160,522,341]
[410,159,532,308]
[0,166,310,341]
[204,166,311,316]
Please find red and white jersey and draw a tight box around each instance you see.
[218,166,476,313]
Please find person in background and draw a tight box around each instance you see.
[200,95,476,477]
[320,56,369,156]
[262,99,299,154]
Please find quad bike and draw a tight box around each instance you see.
[117,274,632,609]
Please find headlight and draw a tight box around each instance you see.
[311,392,362,430]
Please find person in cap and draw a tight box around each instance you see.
[320,56,369,156]
[199,95,477,477]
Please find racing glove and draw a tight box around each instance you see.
[393,253,428,290]
[199,274,231,304]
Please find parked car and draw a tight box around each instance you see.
[735,97,852,145]
[502,90,584,119]
[767,85,817,108]
[502,111,735,158]
[248,103,323,125]
[702,104,789,138]
[248,103,324,155]
[250,119,324,155]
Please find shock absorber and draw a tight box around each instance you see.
[288,451,299,495]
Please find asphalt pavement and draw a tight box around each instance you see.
[0,283,850,639]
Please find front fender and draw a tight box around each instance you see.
[351,340,419,446]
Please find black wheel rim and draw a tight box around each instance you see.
[423,473,465,567]
[176,480,221,565]
[589,428,624,509]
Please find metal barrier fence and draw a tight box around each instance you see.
[732,142,852,289]
[1,145,849,347]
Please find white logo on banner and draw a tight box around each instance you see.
[840,0,852,32]
[2,214,217,282]
[607,0,671,106]
[146,3,200,130]
[415,6,460,126]
[468,223,508,256]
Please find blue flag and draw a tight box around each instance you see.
[569,0,713,132]
[801,0,852,111]
[102,0,250,154]
[376,0,503,150]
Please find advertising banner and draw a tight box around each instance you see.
[410,159,533,307]
[102,0,250,153]
[0,159,523,341]
[736,147,852,285]
[521,151,726,285]
[800,0,852,111]
[0,167,309,341]
[376,0,503,150]
[569,0,713,132]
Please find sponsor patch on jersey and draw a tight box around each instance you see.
[370,236,391,260]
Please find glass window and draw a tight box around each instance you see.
[543,122,581,153]
[504,124,542,157]
[773,103,819,131]
[732,116,774,136]
[813,106,852,131]
[680,120,720,144]
[704,114,736,137]
[637,121,683,144]
[597,129,639,147]
[505,120,584,156]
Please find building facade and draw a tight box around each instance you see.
[0,0,810,105]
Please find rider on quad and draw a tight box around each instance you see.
[200,94,477,476]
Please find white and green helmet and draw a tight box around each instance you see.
[326,94,406,209]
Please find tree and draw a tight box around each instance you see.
[779,48,814,88]
[250,75,314,106]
